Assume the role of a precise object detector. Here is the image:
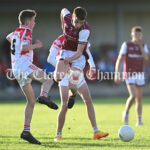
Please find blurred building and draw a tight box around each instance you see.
[0,0,150,51]
[0,0,150,98]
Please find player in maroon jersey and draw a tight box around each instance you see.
[47,34,96,109]
[115,26,149,126]
[6,9,58,145]
[54,7,109,142]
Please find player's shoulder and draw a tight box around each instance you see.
[82,21,91,31]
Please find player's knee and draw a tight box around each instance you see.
[136,97,142,103]
[27,99,36,107]
[130,94,136,100]
[54,75,62,82]
[54,72,61,82]
[84,98,93,105]
[54,77,62,82]
[61,101,68,108]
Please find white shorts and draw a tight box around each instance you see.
[58,50,86,70]
[12,60,38,87]
[59,74,86,89]
[126,73,145,86]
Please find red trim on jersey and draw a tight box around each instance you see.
[29,65,38,70]
[21,51,29,55]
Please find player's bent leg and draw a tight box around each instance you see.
[21,83,41,145]
[67,67,84,109]
[68,83,77,109]
[54,86,69,142]
[77,83,109,139]
[135,85,144,126]
[54,60,70,82]
[29,69,58,110]
[123,84,136,125]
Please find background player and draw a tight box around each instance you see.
[6,9,58,144]
[114,26,149,126]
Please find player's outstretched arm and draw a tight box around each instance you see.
[21,40,42,51]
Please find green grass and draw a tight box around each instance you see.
[0,97,150,150]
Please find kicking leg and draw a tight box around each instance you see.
[29,69,58,110]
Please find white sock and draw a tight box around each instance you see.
[93,126,98,133]
[137,115,142,123]
[56,132,62,136]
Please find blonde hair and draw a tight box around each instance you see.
[131,26,142,33]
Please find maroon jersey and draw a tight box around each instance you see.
[123,42,145,77]
[61,11,91,59]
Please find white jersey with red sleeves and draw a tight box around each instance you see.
[7,25,33,67]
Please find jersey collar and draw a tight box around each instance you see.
[20,25,32,31]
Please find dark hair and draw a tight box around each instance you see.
[131,26,142,33]
[18,9,36,25]
[73,7,87,20]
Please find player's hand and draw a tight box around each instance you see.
[114,74,121,84]
[89,67,96,78]
[35,40,43,48]
[64,57,71,64]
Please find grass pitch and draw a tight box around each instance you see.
[0,97,150,150]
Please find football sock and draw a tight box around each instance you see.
[40,91,48,98]
[56,132,62,136]
[23,125,30,133]
[137,115,142,123]
[93,126,98,133]
[124,110,129,115]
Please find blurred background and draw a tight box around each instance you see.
[0,0,150,99]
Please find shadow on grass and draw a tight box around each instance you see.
[1,136,149,148]
[0,135,18,139]
[0,96,150,104]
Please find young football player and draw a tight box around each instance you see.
[53,7,109,142]
[47,34,96,109]
[6,9,58,144]
[115,26,149,126]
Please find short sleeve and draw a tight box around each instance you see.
[144,44,149,54]
[78,29,90,43]
[119,42,127,55]
[6,32,14,42]
[61,8,70,18]
[21,30,31,46]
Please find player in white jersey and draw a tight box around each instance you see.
[47,34,96,109]
[6,9,58,145]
